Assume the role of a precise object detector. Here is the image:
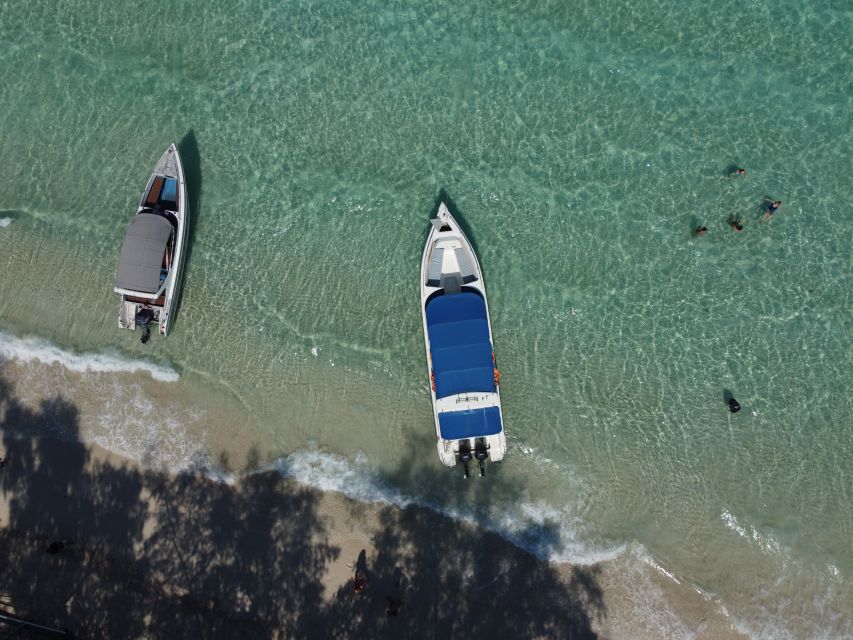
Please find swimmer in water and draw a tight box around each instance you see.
[760,199,782,223]
[728,397,741,413]
[730,167,746,176]
[728,215,744,232]
[694,226,708,237]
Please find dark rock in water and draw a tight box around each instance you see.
[728,398,741,413]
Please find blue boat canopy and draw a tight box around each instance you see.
[426,291,496,399]
[438,406,502,440]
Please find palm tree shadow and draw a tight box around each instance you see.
[319,444,606,638]
[0,374,338,638]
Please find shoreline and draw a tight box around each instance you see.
[0,349,746,638]
[0,426,744,639]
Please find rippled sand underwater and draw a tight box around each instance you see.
[1,0,851,637]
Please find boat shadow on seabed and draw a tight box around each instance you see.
[168,129,203,333]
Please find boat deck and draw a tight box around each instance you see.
[426,238,479,288]
[154,148,179,177]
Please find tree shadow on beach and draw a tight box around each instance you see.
[321,502,605,640]
[321,445,606,639]
[0,372,606,638]
[0,375,335,639]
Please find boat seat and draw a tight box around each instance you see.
[145,176,165,206]
[454,248,478,284]
[438,407,502,440]
[427,248,444,287]
[160,178,177,204]
[443,275,461,294]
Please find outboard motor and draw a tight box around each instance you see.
[474,438,488,477]
[136,308,154,344]
[458,441,472,479]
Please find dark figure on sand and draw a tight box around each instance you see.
[352,548,369,594]
[386,597,402,617]
[760,199,782,223]
[353,574,368,594]
[694,226,708,237]
[46,541,65,555]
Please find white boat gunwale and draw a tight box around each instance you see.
[420,203,507,475]
[114,143,189,338]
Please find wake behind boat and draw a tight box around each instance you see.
[114,144,188,342]
[420,203,507,477]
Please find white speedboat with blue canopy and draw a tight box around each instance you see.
[114,144,188,343]
[420,203,506,477]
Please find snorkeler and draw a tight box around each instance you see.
[760,199,782,223]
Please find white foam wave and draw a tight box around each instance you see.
[614,546,699,640]
[266,449,626,565]
[643,554,681,585]
[0,217,12,228]
[0,332,179,382]
[720,508,782,555]
[720,510,852,640]
[90,381,207,474]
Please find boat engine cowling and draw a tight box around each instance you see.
[459,441,473,479]
[474,438,488,476]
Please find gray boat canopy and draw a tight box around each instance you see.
[115,213,173,294]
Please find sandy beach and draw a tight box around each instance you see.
[0,366,744,640]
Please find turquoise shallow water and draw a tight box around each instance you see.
[1,0,851,636]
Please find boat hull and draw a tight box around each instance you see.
[115,144,189,338]
[420,203,506,471]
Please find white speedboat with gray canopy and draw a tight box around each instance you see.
[114,144,188,342]
[420,203,507,477]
